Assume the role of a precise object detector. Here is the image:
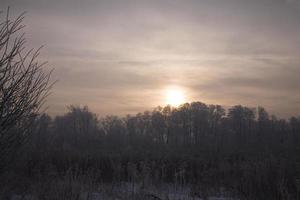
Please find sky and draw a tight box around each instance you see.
[1,0,300,117]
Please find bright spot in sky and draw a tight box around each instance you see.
[166,88,186,106]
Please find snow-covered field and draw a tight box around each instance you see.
[11,194,237,200]
[10,183,238,200]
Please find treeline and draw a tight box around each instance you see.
[4,102,300,199]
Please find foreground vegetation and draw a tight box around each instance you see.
[1,103,300,199]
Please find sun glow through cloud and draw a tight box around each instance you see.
[3,0,299,117]
[165,87,186,106]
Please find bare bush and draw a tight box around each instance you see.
[0,8,53,168]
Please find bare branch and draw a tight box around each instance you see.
[0,8,54,166]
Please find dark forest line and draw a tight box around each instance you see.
[2,102,300,199]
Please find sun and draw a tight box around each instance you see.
[166,88,186,106]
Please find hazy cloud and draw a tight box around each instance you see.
[1,0,300,117]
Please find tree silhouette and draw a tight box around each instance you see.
[0,8,53,168]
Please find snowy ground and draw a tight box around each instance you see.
[11,194,237,200]
[10,182,238,200]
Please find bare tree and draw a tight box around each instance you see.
[0,8,53,166]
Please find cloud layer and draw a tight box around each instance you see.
[1,0,300,117]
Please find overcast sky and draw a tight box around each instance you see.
[1,0,300,117]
